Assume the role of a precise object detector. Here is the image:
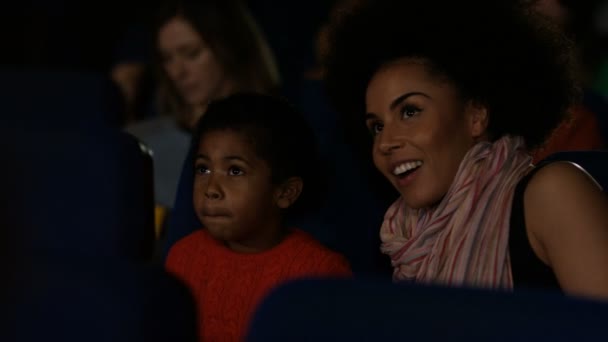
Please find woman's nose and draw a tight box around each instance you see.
[377,125,404,154]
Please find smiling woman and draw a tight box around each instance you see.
[324,0,608,300]
[364,59,482,209]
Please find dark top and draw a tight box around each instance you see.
[509,164,561,290]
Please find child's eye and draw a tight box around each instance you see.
[368,121,384,137]
[228,166,244,176]
[401,105,421,119]
[195,164,210,175]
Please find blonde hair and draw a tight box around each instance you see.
[155,0,280,126]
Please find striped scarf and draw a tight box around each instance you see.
[380,135,533,289]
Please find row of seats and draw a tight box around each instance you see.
[248,278,608,341]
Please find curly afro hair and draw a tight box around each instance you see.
[324,0,580,152]
[192,93,326,219]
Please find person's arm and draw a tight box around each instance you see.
[523,162,608,299]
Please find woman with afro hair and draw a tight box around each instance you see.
[324,0,608,299]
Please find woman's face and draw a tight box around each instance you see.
[365,58,487,209]
[158,17,230,109]
[531,0,569,27]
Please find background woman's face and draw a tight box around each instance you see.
[365,59,483,208]
[531,0,569,27]
[158,17,229,108]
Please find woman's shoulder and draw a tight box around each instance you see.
[526,160,602,193]
[511,161,602,267]
[524,161,603,212]
[523,160,604,234]
[125,116,178,137]
[521,160,608,297]
[125,116,191,150]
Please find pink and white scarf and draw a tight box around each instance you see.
[380,136,533,289]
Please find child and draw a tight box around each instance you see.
[165,93,352,341]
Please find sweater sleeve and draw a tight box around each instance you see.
[313,252,353,278]
[165,245,183,276]
[164,233,198,281]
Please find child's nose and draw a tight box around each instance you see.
[204,189,221,200]
[204,175,223,200]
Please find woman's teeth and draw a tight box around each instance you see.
[393,161,423,176]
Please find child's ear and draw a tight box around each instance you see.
[274,177,303,209]
[466,100,489,140]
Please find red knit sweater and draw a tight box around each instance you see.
[165,228,352,341]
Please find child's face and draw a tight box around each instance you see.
[193,129,284,252]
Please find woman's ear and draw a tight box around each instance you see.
[274,177,304,209]
[466,100,489,140]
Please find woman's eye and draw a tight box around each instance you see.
[401,105,420,119]
[228,166,244,176]
[185,48,202,59]
[160,54,173,66]
[369,122,384,136]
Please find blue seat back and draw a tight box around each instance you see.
[1,123,196,341]
[248,278,608,341]
[0,69,124,126]
[4,124,155,261]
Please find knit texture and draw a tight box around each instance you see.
[166,228,352,341]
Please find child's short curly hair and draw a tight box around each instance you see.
[192,93,325,218]
[324,0,580,151]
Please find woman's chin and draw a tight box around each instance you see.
[398,190,443,210]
